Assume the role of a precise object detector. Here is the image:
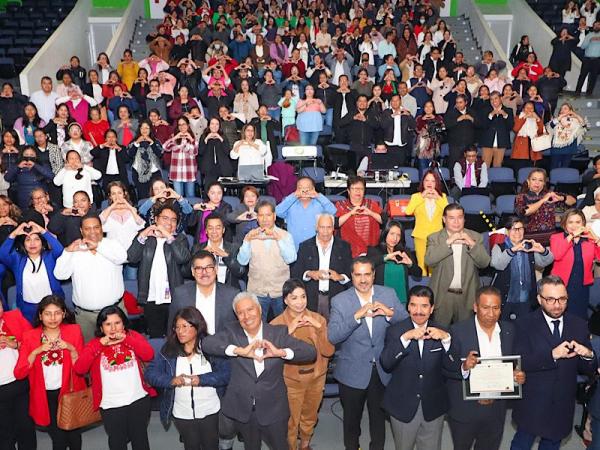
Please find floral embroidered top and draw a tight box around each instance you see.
[515,190,566,233]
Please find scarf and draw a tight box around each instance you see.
[505,236,531,304]
[132,142,161,182]
[552,116,587,148]
[517,113,539,138]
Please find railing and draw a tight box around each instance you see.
[458,0,514,76]
[19,0,93,95]
[105,0,144,63]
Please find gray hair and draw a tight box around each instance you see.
[315,213,335,230]
[537,275,565,294]
[232,291,261,313]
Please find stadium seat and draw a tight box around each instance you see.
[517,167,536,186]
[0,57,16,78]
[259,195,277,206]
[460,195,494,233]
[326,194,346,204]
[301,167,326,184]
[495,194,516,223]
[550,168,581,197]
[365,194,383,207]
[488,167,516,197]
[223,195,240,210]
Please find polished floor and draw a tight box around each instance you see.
[35,398,587,449]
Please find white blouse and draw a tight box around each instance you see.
[100,351,147,409]
[22,257,53,304]
[173,354,220,420]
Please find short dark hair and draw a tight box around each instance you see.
[408,285,434,306]
[352,256,375,272]
[81,213,101,227]
[256,199,275,213]
[504,215,525,230]
[347,175,366,190]
[94,305,130,337]
[443,203,464,217]
[476,286,502,304]
[282,278,306,299]
[203,212,225,229]
[537,275,565,294]
[162,307,208,358]
[593,155,600,165]
[191,250,217,268]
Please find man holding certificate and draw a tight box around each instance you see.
[380,285,453,450]
[510,275,597,450]
[444,286,525,450]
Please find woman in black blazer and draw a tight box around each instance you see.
[90,128,131,193]
[478,92,514,168]
[198,118,233,188]
[367,220,421,305]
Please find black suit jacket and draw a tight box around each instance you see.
[512,309,597,440]
[332,90,357,128]
[444,317,517,423]
[291,237,352,312]
[477,104,514,148]
[202,321,316,425]
[423,57,443,81]
[91,144,131,185]
[168,281,238,332]
[379,110,416,144]
[190,241,245,289]
[444,107,477,148]
[380,318,452,422]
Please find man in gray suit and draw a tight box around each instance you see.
[328,256,408,450]
[203,292,316,450]
[425,204,490,327]
[168,250,238,334]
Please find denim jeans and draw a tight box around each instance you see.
[416,158,432,177]
[550,154,572,170]
[510,428,561,450]
[323,108,333,128]
[267,107,281,122]
[256,295,284,321]
[589,416,600,449]
[299,131,319,145]
[172,181,196,198]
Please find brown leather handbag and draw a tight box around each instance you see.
[57,374,101,431]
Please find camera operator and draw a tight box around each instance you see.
[415,100,445,175]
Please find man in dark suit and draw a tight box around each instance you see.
[380,285,453,450]
[444,286,525,450]
[202,291,316,450]
[348,95,380,165]
[444,94,477,170]
[291,213,352,319]
[380,94,417,167]
[168,250,239,333]
[328,256,408,450]
[422,47,443,81]
[331,75,356,144]
[510,276,597,450]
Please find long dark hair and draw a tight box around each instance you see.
[378,220,405,253]
[33,295,76,327]
[94,305,130,338]
[162,307,208,358]
[21,102,43,127]
[13,232,51,272]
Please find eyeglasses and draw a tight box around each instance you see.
[539,295,568,305]
[157,215,178,223]
[510,226,525,231]
[193,265,215,273]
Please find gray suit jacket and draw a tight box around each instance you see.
[202,321,316,425]
[168,281,238,332]
[328,284,408,389]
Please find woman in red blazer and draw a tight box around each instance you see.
[74,305,155,450]
[14,294,85,450]
[550,209,600,320]
[0,301,36,450]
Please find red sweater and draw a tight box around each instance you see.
[550,232,600,286]
[83,119,110,147]
[2,309,32,341]
[73,330,156,411]
[336,199,383,257]
[14,324,86,426]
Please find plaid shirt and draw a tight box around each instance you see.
[163,137,198,182]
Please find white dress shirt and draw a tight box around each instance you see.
[173,354,220,420]
[355,288,375,337]
[462,317,503,384]
[30,90,60,123]
[385,113,405,146]
[147,238,170,305]
[449,243,463,289]
[195,285,217,335]
[400,320,452,355]
[542,312,563,337]
[302,237,350,292]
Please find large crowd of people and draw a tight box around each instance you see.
[1,0,600,449]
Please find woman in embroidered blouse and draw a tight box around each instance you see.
[15,295,85,450]
[233,79,260,124]
[59,122,94,165]
[145,307,230,449]
[514,168,576,242]
[127,120,164,199]
[405,170,448,275]
[74,305,155,450]
[0,301,36,450]
[100,181,145,254]
[163,116,199,198]
[548,102,587,170]
[230,123,271,169]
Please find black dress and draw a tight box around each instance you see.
[198,136,233,187]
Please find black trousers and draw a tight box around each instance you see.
[448,407,505,450]
[0,379,36,450]
[233,412,288,450]
[338,365,386,450]
[334,124,351,144]
[173,412,219,450]
[143,303,170,338]
[576,56,600,95]
[46,388,82,450]
[386,144,411,167]
[100,395,151,450]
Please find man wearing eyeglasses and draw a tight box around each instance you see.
[127,204,191,338]
[510,276,597,450]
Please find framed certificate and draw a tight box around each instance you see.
[462,355,522,400]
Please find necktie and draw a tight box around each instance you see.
[464,163,472,188]
[552,320,561,341]
[341,93,348,118]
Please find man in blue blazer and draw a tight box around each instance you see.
[511,275,597,450]
[380,285,453,450]
[328,256,408,450]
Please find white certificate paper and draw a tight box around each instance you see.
[469,361,514,393]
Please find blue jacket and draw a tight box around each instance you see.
[144,349,231,429]
[0,232,64,322]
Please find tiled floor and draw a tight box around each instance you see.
[35,398,587,449]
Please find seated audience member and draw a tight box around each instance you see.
[188,181,232,246]
[74,305,156,450]
[202,291,316,450]
[54,214,128,342]
[237,200,296,320]
[47,190,94,246]
[583,156,600,207]
[14,295,86,450]
[230,123,272,171]
[451,146,489,199]
[5,146,54,210]
[491,216,554,321]
[291,213,352,319]
[271,279,334,450]
[0,221,65,323]
[335,176,383,258]
[53,150,102,209]
[145,307,230,450]
[191,214,245,289]
[226,185,260,242]
[127,204,191,338]
[138,179,193,234]
[91,129,130,193]
[276,177,337,250]
[367,220,420,304]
